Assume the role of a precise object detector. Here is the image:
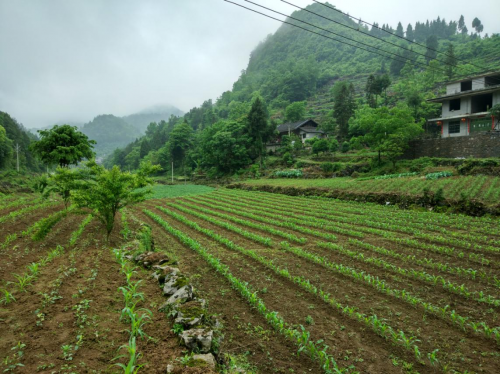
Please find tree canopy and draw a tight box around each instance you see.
[30,125,96,168]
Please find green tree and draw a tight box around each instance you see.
[312,138,329,155]
[284,101,307,123]
[332,81,357,139]
[396,22,404,37]
[30,125,95,168]
[329,138,339,154]
[199,120,251,174]
[379,133,407,167]
[458,15,465,32]
[246,96,273,167]
[341,141,350,153]
[406,24,414,41]
[166,121,194,170]
[349,105,424,163]
[425,35,438,64]
[472,17,483,34]
[0,125,13,169]
[444,43,457,79]
[73,161,160,239]
[43,166,80,209]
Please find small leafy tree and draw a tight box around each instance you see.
[73,161,161,239]
[329,138,339,154]
[380,134,407,167]
[341,141,350,153]
[312,138,329,155]
[284,101,307,123]
[30,125,95,168]
[44,167,81,209]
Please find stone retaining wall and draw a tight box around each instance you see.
[403,132,500,159]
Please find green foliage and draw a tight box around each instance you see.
[284,101,307,123]
[425,171,453,180]
[332,81,356,138]
[349,105,423,160]
[329,138,339,153]
[81,115,141,157]
[30,125,96,168]
[246,96,273,164]
[312,139,329,155]
[273,169,303,178]
[199,120,251,174]
[341,141,350,153]
[73,161,160,238]
[282,151,294,166]
[0,125,13,169]
[43,167,81,208]
[320,162,334,173]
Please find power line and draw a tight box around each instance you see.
[279,0,454,68]
[227,0,498,86]
[238,0,446,74]
[311,0,494,73]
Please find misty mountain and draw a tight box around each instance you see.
[122,104,184,134]
[80,114,141,157]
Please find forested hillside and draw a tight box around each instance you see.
[122,104,184,134]
[0,111,42,172]
[105,2,500,175]
[80,114,141,157]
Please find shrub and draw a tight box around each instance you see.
[312,139,329,155]
[320,162,334,173]
[341,141,350,153]
[282,152,293,166]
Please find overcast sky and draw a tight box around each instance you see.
[1,0,499,129]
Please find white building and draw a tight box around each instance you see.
[428,72,500,137]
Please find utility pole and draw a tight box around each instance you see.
[171,161,174,183]
[14,143,20,172]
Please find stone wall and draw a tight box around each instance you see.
[403,131,500,159]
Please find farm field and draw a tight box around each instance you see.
[238,176,500,206]
[1,187,500,373]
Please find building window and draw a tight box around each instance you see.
[449,121,461,134]
[302,133,306,139]
[449,99,460,111]
[461,80,472,91]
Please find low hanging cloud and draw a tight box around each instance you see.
[0,0,498,129]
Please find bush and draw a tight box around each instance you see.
[312,139,329,155]
[320,162,334,173]
[282,152,294,166]
[341,141,350,153]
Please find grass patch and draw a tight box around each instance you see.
[142,184,214,200]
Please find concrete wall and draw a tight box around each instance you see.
[494,91,500,106]
[441,97,471,117]
[442,120,468,137]
[472,77,485,90]
[446,82,461,95]
[403,131,500,159]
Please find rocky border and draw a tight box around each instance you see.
[122,228,223,373]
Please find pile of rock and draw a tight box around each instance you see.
[133,251,221,372]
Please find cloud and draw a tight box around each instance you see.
[0,0,498,129]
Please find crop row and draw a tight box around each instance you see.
[213,191,500,249]
[174,200,306,244]
[161,202,272,246]
[221,189,500,236]
[317,241,500,306]
[143,208,346,373]
[0,200,58,224]
[184,196,337,241]
[190,195,494,266]
[348,239,498,287]
[147,207,439,365]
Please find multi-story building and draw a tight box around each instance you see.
[428,72,500,137]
